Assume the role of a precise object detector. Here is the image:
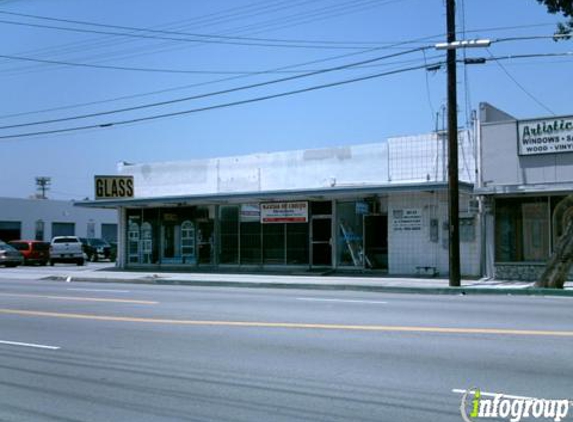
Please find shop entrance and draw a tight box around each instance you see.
[161,223,177,262]
[364,215,388,269]
[311,217,332,266]
[196,220,214,265]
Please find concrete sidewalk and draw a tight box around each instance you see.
[17,264,571,297]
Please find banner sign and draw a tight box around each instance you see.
[518,117,573,155]
[392,208,422,232]
[95,175,134,200]
[240,204,261,222]
[261,202,308,223]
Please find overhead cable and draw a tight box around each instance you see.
[0,61,440,140]
[0,46,430,130]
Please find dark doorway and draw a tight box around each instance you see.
[364,215,388,269]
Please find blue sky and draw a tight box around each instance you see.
[0,0,570,200]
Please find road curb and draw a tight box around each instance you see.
[42,276,573,297]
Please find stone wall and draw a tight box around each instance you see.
[495,263,573,281]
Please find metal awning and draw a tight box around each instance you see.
[75,181,474,209]
[474,181,573,196]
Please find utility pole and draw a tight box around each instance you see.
[435,7,490,287]
[446,0,461,287]
[35,176,51,199]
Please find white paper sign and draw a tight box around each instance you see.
[261,202,308,223]
[392,208,422,231]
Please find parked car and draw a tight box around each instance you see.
[8,240,50,266]
[79,238,112,262]
[50,236,85,266]
[0,240,24,267]
[108,241,117,262]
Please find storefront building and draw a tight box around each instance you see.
[80,134,480,276]
[477,103,573,281]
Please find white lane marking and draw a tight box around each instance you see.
[0,340,60,350]
[67,288,130,293]
[452,388,538,401]
[297,298,388,304]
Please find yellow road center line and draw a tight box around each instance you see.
[0,293,156,305]
[1,308,572,337]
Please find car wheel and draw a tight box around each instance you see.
[77,259,84,266]
[50,260,55,266]
[41,260,48,266]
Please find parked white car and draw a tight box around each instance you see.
[50,236,85,266]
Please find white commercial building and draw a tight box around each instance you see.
[477,103,573,280]
[80,132,480,277]
[0,197,118,243]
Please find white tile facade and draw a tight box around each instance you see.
[388,192,480,276]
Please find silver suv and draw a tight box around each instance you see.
[50,236,85,266]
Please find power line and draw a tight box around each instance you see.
[0,61,440,140]
[0,1,407,52]
[0,1,418,78]
[0,18,369,50]
[494,34,572,43]
[485,48,556,115]
[220,0,403,36]
[0,8,402,48]
[0,46,429,130]
[0,0,308,71]
[0,53,310,75]
[0,37,441,121]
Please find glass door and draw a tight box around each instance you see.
[181,220,196,265]
[311,217,332,266]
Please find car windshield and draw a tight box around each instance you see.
[0,242,18,252]
[53,237,78,243]
[8,242,28,251]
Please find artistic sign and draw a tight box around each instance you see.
[260,201,308,223]
[518,117,573,155]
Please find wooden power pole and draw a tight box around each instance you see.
[446,0,461,287]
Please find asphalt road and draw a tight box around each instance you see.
[0,277,572,422]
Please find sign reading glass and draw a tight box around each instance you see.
[94,175,134,200]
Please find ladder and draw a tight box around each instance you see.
[339,222,371,268]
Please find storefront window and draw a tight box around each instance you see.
[124,202,312,268]
[550,196,567,250]
[141,222,153,264]
[196,206,214,265]
[495,198,549,262]
[337,201,366,267]
[263,223,285,264]
[286,223,309,264]
[219,206,239,264]
[141,208,160,264]
[127,220,140,264]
